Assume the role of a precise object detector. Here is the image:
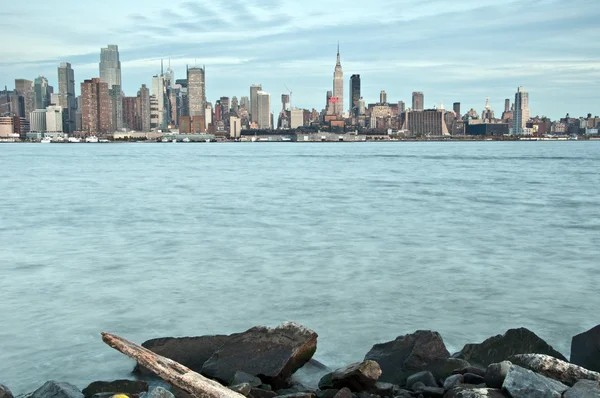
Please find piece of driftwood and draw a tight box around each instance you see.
[101,332,246,398]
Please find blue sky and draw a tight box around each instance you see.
[1,0,599,119]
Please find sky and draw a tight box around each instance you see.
[1,0,599,120]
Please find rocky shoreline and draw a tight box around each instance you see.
[2,322,599,398]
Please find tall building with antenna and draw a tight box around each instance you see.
[188,65,206,117]
[332,43,344,116]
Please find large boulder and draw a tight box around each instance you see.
[0,385,13,398]
[444,388,506,398]
[405,371,437,390]
[82,380,148,398]
[133,334,231,375]
[454,328,566,367]
[201,322,317,389]
[509,353,600,386]
[501,365,569,398]
[364,330,450,385]
[571,324,600,372]
[30,381,84,398]
[140,387,175,398]
[484,361,512,389]
[564,380,600,398]
[318,361,381,392]
[230,372,263,388]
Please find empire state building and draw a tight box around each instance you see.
[332,44,344,116]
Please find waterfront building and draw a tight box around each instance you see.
[99,45,122,91]
[332,44,344,116]
[401,108,449,136]
[34,76,50,110]
[122,96,137,130]
[466,122,509,136]
[191,116,206,133]
[205,104,212,129]
[230,116,241,138]
[412,92,424,111]
[187,66,206,117]
[80,78,111,134]
[57,62,76,133]
[138,84,151,132]
[513,86,530,135]
[257,90,271,129]
[380,90,387,104]
[350,74,360,114]
[150,95,159,129]
[109,85,123,130]
[29,109,47,132]
[0,89,24,117]
[290,108,303,129]
[250,84,262,123]
[15,79,34,120]
[0,117,15,137]
[45,105,64,134]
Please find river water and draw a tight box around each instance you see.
[1,142,599,394]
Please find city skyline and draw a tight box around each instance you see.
[1,0,599,119]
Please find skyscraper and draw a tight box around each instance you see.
[350,75,360,114]
[45,105,64,133]
[80,78,111,134]
[513,86,530,135]
[138,84,150,132]
[152,74,167,129]
[187,66,206,117]
[240,96,249,111]
[34,76,50,110]
[504,99,510,112]
[99,45,122,91]
[380,90,387,104]
[398,101,406,114]
[412,92,424,111]
[15,79,34,120]
[109,85,123,130]
[257,91,271,129]
[453,102,461,118]
[332,43,344,116]
[250,84,262,123]
[57,62,76,133]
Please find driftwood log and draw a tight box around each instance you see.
[101,332,246,398]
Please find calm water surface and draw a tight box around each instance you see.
[1,142,599,394]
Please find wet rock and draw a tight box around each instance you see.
[133,335,231,375]
[250,388,277,398]
[230,383,253,396]
[202,322,318,389]
[393,388,414,398]
[454,328,566,368]
[364,331,450,385]
[355,392,378,398]
[276,393,315,398]
[261,385,273,392]
[140,387,174,398]
[571,325,600,373]
[443,375,464,390]
[462,374,484,385]
[406,372,437,390]
[367,382,394,397]
[484,361,511,389]
[231,372,263,388]
[418,387,444,397]
[0,385,13,398]
[315,390,339,398]
[318,361,381,392]
[31,381,84,398]
[83,381,149,398]
[444,388,506,398]
[411,382,425,392]
[563,379,600,398]
[451,367,486,378]
[502,365,568,398]
[427,358,471,381]
[508,353,600,386]
[292,360,331,392]
[276,387,311,396]
[90,393,114,398]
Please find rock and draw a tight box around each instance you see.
[83,381,149,398]
[231,372,263,388]
[406,372,437,390]
[571,325,600,373]
[90,394,114,398]
[292,360,331,392]
[427,358,471,381]
[411,382,425,392]
[454,328,566,368]
[368,382,394,397]
[451,367,486,378]
[250,388,277,398]
[0,385,13,398]
[318,361,381,392]
[276,387,311,396]
[355,392,378,398]
[230,383,253,396]
[484,361,511,389]
[418,387,444,397]
[201,322,318,389]
[443,375,464,390]
[315,390,338,398]
[444,388,506,398]
[508,353,600,386]
[133,334,231,375]
[261,385,273,392]
[141,387,174,398]
[276,394,315,398]
[462,374,484,385]
[30,381,84,398]
[392,388,414,398]
[501,365,569,398]
[364,331,450,385]
[563,379,600,398]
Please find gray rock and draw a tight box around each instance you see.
[355,392,378,398]
[261,385,273,392]
[571,324,600,373]
[419,387,444,397]
[508,353,600,386]
[451,367,486,378]
[406,372,437,390]
[0,385,13,398]
[502,365,569,398]
[202,322,318,389]
[331,388,352,398]
[563,379,600,398]
[484,361,512,389]
[30,381,84,398]
[82,380,148,398]
[231,371,263,388]
[443,375,464,390]
[230,383,253,396]
[444,388,506,398]
[90,394,113,398]
[392,388,414,398]
[315,390,339,398]
[462,374,484,385]
[368,382,394,397]
[364,331,450,385]
[427,358,471,381]
[455,328,566,368]
[411,382,425,393]
[318,361,382,392]
[250,388,277,398]
[142,387,174,398]
[276,394,315,398]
